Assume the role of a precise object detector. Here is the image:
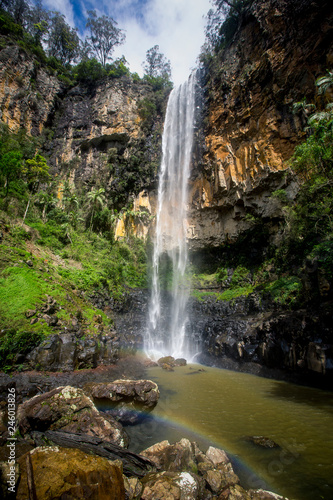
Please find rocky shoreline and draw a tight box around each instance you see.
[0,367,289,500]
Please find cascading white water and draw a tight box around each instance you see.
[146,71,198,360]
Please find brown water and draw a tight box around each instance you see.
[125,364,333,500]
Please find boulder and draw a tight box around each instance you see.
[141,471,202,500]
[140,438,196,473]
[16,446,125,500]
[158,356,176,367]
[85,379,159,424]
[175,358,187,366]
[123,476,144,500]
[218,484,252,499]
[17,386,128,448]
[204,464,239,494]
[206,446,230,466]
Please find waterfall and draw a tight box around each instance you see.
[146,71,198,360]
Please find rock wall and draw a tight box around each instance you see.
[187,0,333,250]
[0,41,165,234]
[0,43,62,134]
[108,288,333,388]
[44,77,164,213]
[1,0,332,249]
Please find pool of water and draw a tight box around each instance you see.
[124,364,333,500]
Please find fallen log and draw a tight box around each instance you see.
[32,430,156,477]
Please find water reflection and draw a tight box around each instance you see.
[265,381,333,414]
[124,364,333,500]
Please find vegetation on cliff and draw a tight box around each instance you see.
[0,120,149,370]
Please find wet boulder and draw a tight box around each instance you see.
[17,385,128,448]
[158,356,176,367]
[17,446,125,500]
[204,464,240,494]
[85,379,159,424]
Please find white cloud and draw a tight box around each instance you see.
[42,0,76,27]
[112,0,211,85]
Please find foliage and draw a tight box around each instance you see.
[0,150,23,195]
[85,9,125,68]
[22,153,50,191]
[230,265,251,286]
[263,276,302,306]
[47,11,80,65]
[86,187,106,231]
[73,58,107,83]
[0,4,131,85]
[108,57,130,78]
[201,0,252,57]
[316,70,333,96]
[142,45,172,81]
[282,90,333,280]
[138,98,157,128]
[0,329,45,368]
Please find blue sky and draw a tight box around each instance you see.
[40,0,211,85]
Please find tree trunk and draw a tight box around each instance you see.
[22,195,32,226]
[32,430,156,477]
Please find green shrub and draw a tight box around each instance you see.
[264,276,302,306]
[231,266,251,286]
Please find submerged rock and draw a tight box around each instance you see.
[246,436,280,449]
[16,446,125,500]
[17,385,128,448]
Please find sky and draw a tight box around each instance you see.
[40,0,212,85]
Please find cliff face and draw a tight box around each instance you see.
[187,0,333,250]
[0,43,62,134]
[0,41,165,235]
[0,0,332,248]
[44,78,164,216]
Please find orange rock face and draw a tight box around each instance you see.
[186,0,333,250]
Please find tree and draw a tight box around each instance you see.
[27,0,49,46]
[142,45,171,80]
[74,58,107,84]
[202,0,250,55]
[0,151,23,196]
[86,10,125,68]
[21,153,51,224]
[34,191,57,222]
[7,0,30,27]
[47,12,80,65]
[86,187,106,231]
